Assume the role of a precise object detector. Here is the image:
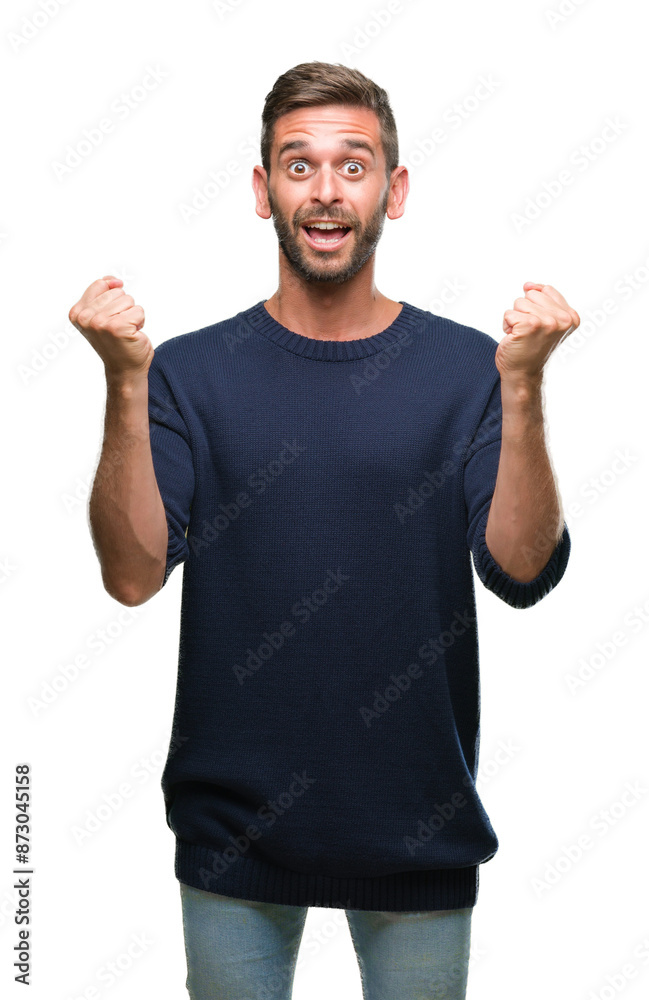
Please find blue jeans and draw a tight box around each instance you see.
[180,881,473,999]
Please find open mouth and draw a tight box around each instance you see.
[301,224,353,251]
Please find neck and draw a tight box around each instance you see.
[264,257,401,342]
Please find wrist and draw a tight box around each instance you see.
[499,371,544,405]
[105,367,149,395]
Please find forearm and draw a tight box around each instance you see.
[484,376,564,583]
[89,372,168,605]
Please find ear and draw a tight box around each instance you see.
[252,165,272,220]
[386,166,409,221]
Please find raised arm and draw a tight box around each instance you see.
[69,275,167,606]
[486,281,580,581]
[484,375,563,582]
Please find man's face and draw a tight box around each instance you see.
[263,104,395,285]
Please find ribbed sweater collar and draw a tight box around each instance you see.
[239,299,422,362]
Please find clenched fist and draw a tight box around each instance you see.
[68,275,153,377]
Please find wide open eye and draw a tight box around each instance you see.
[287,160,365,176]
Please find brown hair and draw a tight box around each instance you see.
[260,61,399,182]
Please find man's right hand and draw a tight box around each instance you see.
[68,275,154,377]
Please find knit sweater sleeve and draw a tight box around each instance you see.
[463,372,571,609]
[147,351,194,587]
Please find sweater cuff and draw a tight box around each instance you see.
[162,510,190,587]
[471,508,571,609]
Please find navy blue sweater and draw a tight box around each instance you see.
[147,299,570,911]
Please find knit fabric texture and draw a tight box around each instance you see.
[147,299,571,911]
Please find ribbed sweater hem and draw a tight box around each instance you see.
[175,838,479,911]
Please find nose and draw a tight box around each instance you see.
[307,164,345,210]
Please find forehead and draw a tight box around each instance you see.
[272,104,381,153]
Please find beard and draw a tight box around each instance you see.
[266,184,390,285]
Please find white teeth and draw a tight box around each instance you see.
[304,222,350,244]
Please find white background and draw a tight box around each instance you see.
[2,0,648,997]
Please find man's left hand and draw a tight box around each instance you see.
[497,282,580,382]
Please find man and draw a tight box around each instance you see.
[69,61,578,1000]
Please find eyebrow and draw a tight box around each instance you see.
[277,138,377,162]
